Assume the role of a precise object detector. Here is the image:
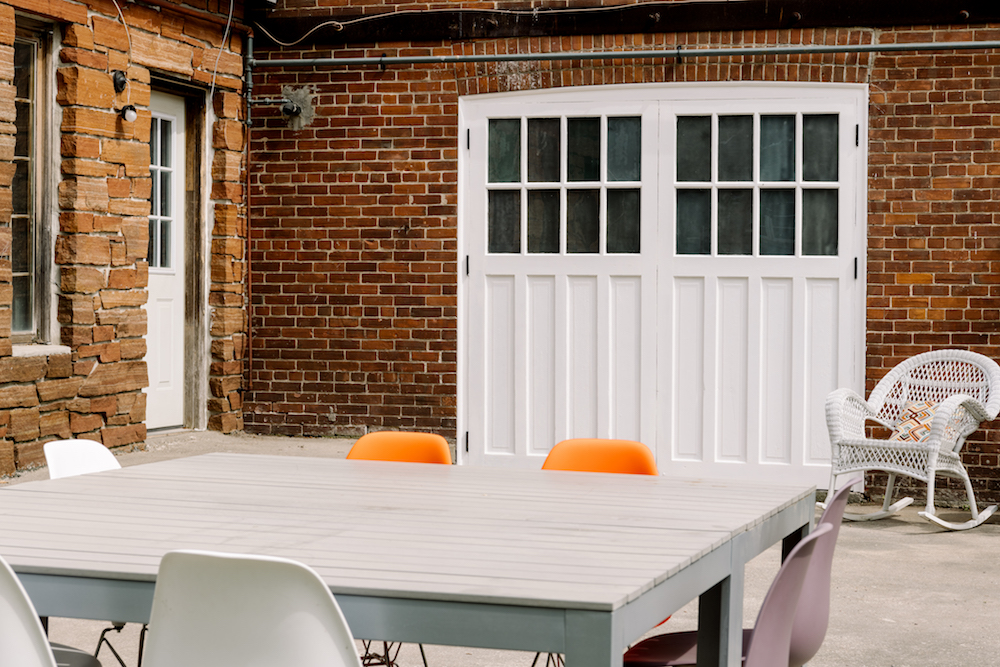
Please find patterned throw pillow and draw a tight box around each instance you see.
[889,400,938,442]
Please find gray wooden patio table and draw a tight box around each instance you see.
[0,453,814,667]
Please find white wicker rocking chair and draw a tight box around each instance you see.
[825,349,1000,531]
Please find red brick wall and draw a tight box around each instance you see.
[247,23,1000,502]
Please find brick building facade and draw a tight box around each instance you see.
[245,1,1000,501]
[0,0,247,475]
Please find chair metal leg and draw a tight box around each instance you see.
[919,472,998,530]
[94,623,128,667]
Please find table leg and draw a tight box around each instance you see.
[695,570,742,667]
[564,610,622,667]
[781,522,810,561]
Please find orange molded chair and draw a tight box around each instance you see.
[345,431,450,667]
[541,438,658,475]
[346,431,452,465]
[534,438,658,667]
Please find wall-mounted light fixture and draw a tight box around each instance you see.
[112,70,128,94]
[120,105,138,123]
[281,100,302,117]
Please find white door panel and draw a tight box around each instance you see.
[145,91,186,430]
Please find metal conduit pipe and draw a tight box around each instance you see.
[249,39,1000,68]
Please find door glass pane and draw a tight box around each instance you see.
[718,116,753,182]
[677,116,711,182]
[608,117,641,181]
[607,189,640,253]
[568,118,600,182]
[803,115,839,182]
[718,189,752,255]
[14,41,32,98]
[760,189,795,255]
[150,118,159,162]
[528,190,560,253]
[567,189,599,253]
[760,115,795,182]
[488,119,520,183]
[148,220,157,268]
[676,189,711,254]
[528,118,560,182]
[488,190,521,253]
[160,171,171,218]
[160,120,172,168]
[803,189,838,255]
[160,219,172,268]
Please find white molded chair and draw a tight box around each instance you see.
[826,349,1000,530]
[43,439,121,479]
[142,550,363,667]
[0,553,102,667]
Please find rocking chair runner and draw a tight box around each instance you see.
[825,349,1000,530]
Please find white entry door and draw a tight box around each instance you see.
[145,91,186,430]
[461,84,867,488]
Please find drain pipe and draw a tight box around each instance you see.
[248,39,1000,68]
[244,33,254,392]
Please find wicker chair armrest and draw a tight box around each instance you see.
[926,393,991,453]
[826,387,887,443]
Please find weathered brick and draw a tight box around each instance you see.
[71,412,104,434]
[0,385,38,409]
[101,422,145,448]
[210,307,244,336]
[79,361,148,397]
[58,177,110,213]
[0,356,47,383]
[61,266,105,293]
[10,407,40,442]
[56,67,115,107]
[55,235,112,266]
[39,411,71,439]
[37,377,85,402]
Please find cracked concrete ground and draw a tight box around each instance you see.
[4,429,998,667]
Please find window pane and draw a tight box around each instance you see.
[488,119,520,183]
[567,190,599,253]
[676,189,711,254]
[160,120,172,168]
[488,190,520,253]
[718,116,752,182]
[12,218,29,273]
[607,189,640,253]
[527,118,560,182]
[760,115,795,182]
[160,219,172,268]
[12,275,31,332]
[15,101,30,157]
[151,168,159,217]
[803,115,839,182]
[718,189,752,255]
[528,190,560,253]
[677,116,711,182]
[14,41,32,99]
[12,161,28,215]
[760,189,795,255]
[608,117,641,181]
[567,117,599,182]
[803,189,838,255]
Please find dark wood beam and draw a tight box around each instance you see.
[251,0,999,49]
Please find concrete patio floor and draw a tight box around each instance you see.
[5,429,999,667]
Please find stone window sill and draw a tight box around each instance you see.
[12,344,71,358]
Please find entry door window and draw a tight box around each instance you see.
[487,116,642,255]
[149,116,174,269]
[676,113,840,257]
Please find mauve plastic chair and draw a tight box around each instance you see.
[623,477,859,667]
[541,438,658,475]
[0,553,102,667]
[346,431,450,667]
[346,431,452,465]
[43,439,121,479]
[141,550,363,667]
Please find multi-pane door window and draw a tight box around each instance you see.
[487,116,642,255]
[675,113,839,256]
[12,37,36,334]
[148,116,173,268]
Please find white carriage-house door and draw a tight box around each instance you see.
[461,83,867,488]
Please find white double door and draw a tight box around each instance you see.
[144,91,186,430]
[461,84,867,487]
